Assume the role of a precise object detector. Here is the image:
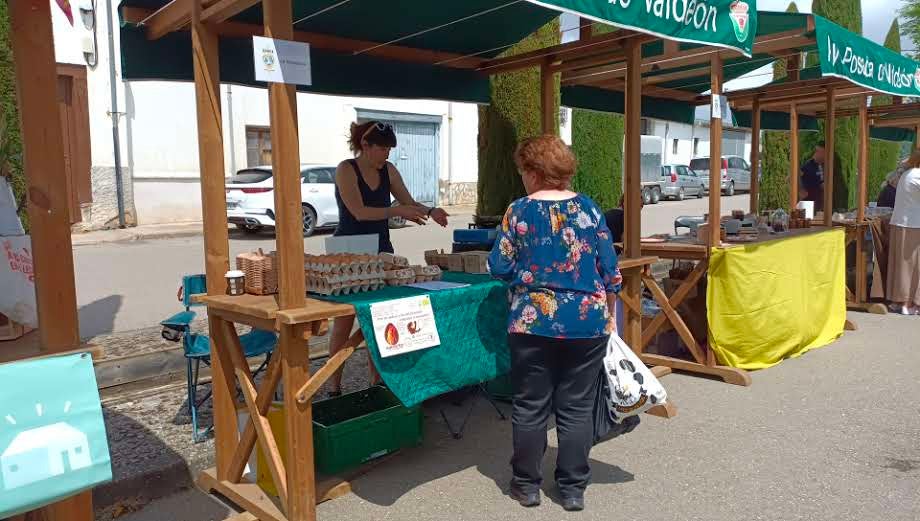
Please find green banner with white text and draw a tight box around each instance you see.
[527,0,757,56]
[815,15,920,97]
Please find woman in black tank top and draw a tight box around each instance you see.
[327,121,450,394]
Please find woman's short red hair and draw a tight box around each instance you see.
[514,135,578,190]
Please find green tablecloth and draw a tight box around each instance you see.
[317,273,509,407]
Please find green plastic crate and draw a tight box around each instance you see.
[312,386,423,475]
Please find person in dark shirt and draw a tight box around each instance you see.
[604,195,641,254]
[800,142,826,211]
[877,165,906,208]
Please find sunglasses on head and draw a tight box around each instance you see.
[361,121,394,143]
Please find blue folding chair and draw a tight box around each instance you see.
[160,275,277,442]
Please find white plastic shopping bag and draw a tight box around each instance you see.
[0,235,37,328]
[603,333,667,422]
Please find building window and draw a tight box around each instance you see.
[672,139,679,155]
[246,126,272,167]
[693,137,700,156]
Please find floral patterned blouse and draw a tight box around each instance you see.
[488,194,623,339]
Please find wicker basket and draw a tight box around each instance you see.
[236,249,278,295]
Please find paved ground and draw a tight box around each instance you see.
[72,196,749,337]
[113,310,919,521]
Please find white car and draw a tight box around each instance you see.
[226,164,338,236]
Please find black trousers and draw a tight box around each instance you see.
[509,333,607,499]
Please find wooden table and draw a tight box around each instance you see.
[197,294,362,521]
[834,220,888,314]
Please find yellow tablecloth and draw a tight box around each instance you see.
[706,229,846,369]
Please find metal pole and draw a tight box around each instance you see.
[105,0,126,228]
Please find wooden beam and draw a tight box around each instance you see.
[296,345,356,404]
[122,7,485,69]
[540,61,556,135]
[262,0,315,515]
[10,0,80,353]
[749,96,761,215]
[709,54,723,248]
[479,30,641,74]
[623,37,642,350]
[856,95,869,303]
[201,0,259,24]
[144,0,195,40]
[790,103,799,209]
[824,86,835,225]
[190,1,237,480]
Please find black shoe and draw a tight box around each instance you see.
[509,487,541,507]
[562,497,584,512]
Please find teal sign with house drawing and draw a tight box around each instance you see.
[0,353,111,518]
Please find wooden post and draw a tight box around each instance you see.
[855,95,869,303]
[915,125,920,151]
[578,17,592,40]
[10,0,79,352]
[824,87,835,225]
[789,103,799,210]
[540,60,556,135]
[623,37,642,349]
[191,1,237,479]
[709,54,723,247]
[749,96,761,215]
[8,2,91,520]
[263,1,313,520]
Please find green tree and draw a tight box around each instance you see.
[809,0,863,210]
[0,2,26,231]
[570,23,623,210]
[899,1,920,59]
[477,19,560,217]
[759,2,799,211]
[868,19,905,200]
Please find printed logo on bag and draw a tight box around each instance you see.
[729,1,750,42]
[2,422,92,490]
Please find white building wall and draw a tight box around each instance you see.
[643,118,752,166]
[52,1,481,227]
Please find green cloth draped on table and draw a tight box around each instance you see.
[319,273,509,407]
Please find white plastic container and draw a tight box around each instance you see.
[226,270,246,296]
[795,201,814,220]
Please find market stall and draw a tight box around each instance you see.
[729,14,920,316]
[119,1,760,519]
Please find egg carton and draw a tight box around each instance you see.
[384,268,416,286]
[379,252,410,271]
[307,275,386,296]
[412,265,443,283]
[305,254,385,277]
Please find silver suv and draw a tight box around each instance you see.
[689,156,752,196]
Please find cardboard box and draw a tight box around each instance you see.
[446,254,465,272]
[462,252,489,274]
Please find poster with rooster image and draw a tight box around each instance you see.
[370,295,440,358]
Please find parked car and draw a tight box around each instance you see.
[659,164,706,200]
[689,155,752,196]
[225,164,339,236]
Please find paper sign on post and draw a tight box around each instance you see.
[370,295,441,358]
[253,36,312,86]
[711,94,722,119]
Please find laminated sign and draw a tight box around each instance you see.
[370,295,441,358]
[0,354,111,518]
[526,0,757,56]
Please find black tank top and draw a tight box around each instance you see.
[334,159,394,254]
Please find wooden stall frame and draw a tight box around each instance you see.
[5,1,93,519]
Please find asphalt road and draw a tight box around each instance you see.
[114,311,920,521]
[73,195,750,337]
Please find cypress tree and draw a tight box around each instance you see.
[477,19,560,217]
[867,19,904,201]
[809,0,863,210]
[759,2,798,211]
[570,23,624,211]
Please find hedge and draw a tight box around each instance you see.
[0,2,26,232]
[477,19,560,217]
[571,109,624,210]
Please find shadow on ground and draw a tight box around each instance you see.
[344,394,635,508]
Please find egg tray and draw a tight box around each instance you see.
[383,265,443,286]
[379,252,410,271]
[304,253,387,296]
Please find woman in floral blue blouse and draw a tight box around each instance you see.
[489,135,622,512]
